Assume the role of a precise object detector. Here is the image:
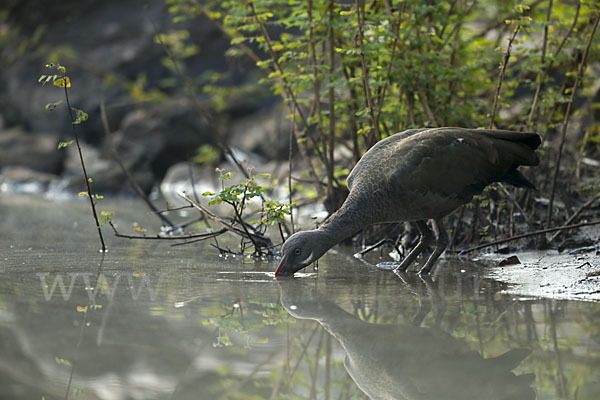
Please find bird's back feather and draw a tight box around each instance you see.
[345,127,541,222]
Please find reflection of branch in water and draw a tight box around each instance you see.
[524,303,539,342]
[168,338,214,400]
[324,334,331,400]
[216,350,281,400]
[283,325,320,390]
[549,301,569,398]
[66,253,106,400]
[308,329,326,399]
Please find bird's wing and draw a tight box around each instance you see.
[347,128,428,190]
[387,128,539,201]
[457,128,541,151]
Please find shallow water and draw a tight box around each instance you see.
[1,194,599,400]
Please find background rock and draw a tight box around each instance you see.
[0,127,64,174]
[0,0,279,195]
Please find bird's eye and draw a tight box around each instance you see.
[294,248,301,255]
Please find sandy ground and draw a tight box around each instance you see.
[478,250,600,302]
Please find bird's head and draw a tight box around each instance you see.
[275,230,331,276]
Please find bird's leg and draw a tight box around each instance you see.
[418,219,448,275]
[392,220,434,273]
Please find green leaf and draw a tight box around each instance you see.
[53,76,71,88]
[45,100,63,111]
[72,108,88,125]
[55,357,72,367]
[57,141,74,149]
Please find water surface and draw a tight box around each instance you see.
[1,194,599,399]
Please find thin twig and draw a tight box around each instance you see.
[499,184,532,228]
[247,2,310,138]
[489,25,521,128]
[355,0,381,144]
[307,0,329,173]
[250,2,327,197]
[460,219,600,254]
[417,87,439,127]
[288,105,296,234]
[526,0,580,130]
[377,0,404,132]
[61,73,106,251]
[472,0,545,40]
[100,101,176,228]
[354,238,402,259]
[547,10,600,226]
[449,205,465,251]
[193,1,261,64]
[177,191,276,252]
[109,221,226,241]
[549,195,600,242]
[524,0,554,129]
[341,65,362,162]
[148,11,211,123]
[327,0,337,197]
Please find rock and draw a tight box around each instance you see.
[228,106,293,161]
[60,139,154,195]
[160,162,219,207]
[0,127,64,174]
[1,0,271,195]
[160,157,289,211]
[0,166,58,193]
[498,255,521,266]
[115,98,214,178]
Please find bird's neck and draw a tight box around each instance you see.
[318,196,371,246]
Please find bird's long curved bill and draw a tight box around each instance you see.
[275,256,286,276]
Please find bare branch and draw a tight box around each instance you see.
[489,25,521,128]
[547,10,600,226]
[460,219,600,254]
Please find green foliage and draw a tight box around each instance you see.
[57,140,73,149]
[166,0,599,136]
[125,73,168,103]
[154,29,200,77]
[45,100,63,111]
[192,144,221,165]
[206,173,263,207]
[39,64,88,125]
[258,200,294,226]
[203,171,294,254]
[55,356,72,367]
[98,210,114,226]
[71,108,88,125]
[161,0,600,207]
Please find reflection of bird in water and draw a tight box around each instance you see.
[276,128,541,276]
[278,280,536,400]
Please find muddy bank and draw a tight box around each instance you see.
[478,250,600,302]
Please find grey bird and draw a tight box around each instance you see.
[276,127,541,276]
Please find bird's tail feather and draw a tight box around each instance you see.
[502,169,536,190]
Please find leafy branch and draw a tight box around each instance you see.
[39,63,106,252]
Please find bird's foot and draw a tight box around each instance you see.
[377,262,399,271]
[377,260,411,273]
